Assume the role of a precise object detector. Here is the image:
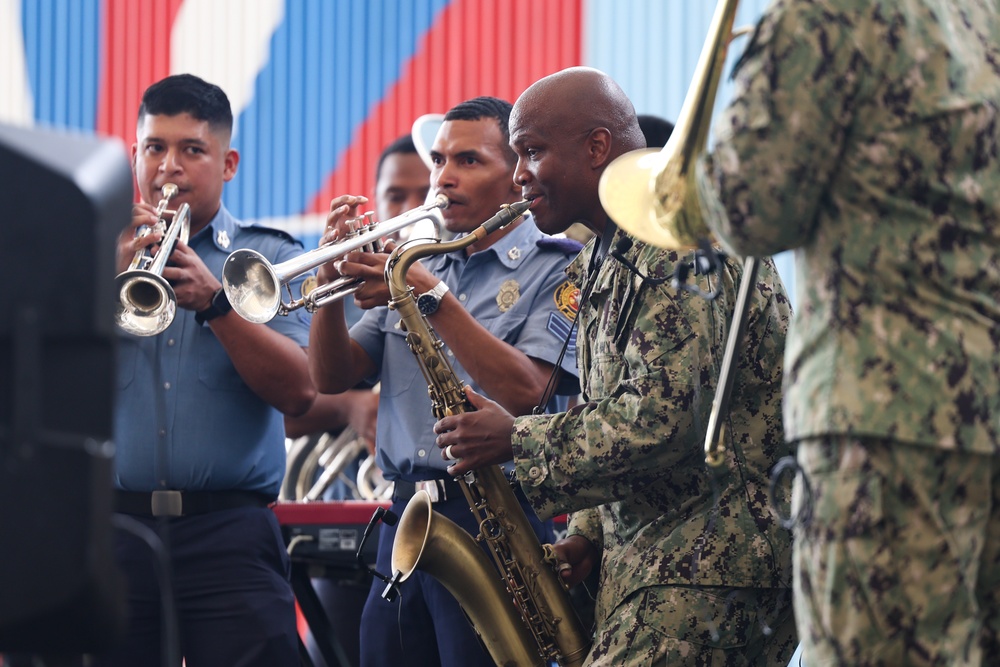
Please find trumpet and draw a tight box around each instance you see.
[115,183,191,336]
[222,194,448,323]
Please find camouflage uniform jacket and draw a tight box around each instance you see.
[700,0,1000,452]
[510,225,793,627]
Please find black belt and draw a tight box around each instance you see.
[115,490,274,517]
[392,478,464,504]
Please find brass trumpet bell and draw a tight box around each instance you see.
[599,0,744,250]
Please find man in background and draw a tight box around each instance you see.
[283,134,431,667]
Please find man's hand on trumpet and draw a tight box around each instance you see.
[162,240,222,313]
[320,193,441,311]
[116,201,164,274]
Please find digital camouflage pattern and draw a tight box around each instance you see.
[793,435,1000,665]
[510,225,795,664]
[701,0,1000,452]
[699,0,1000,664]
[587,585,796,667]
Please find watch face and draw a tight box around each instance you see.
[417,293,438,315]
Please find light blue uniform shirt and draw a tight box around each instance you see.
[351,215,581,481]
[114,205,312,496]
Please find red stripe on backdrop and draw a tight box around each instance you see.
[307,0,582,215]
[97,0,186,148]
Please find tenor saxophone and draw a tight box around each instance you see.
[384,200,590,667]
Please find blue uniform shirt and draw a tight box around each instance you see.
[350,215,581,481]
[114,205,312,496]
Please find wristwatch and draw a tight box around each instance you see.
[416,281,450,316]
[195,288,233,325]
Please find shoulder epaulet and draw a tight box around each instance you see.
[535,236,585,256]
[243,222,301,245]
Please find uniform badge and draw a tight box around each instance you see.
[216,229,231,249]
[553,280,580,320]
[496,279,521,312]
[507,246,521,261]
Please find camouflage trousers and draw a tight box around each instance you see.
[793,436,1000,666]
[585,585,797,666]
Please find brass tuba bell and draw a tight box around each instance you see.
[598,0,746,250]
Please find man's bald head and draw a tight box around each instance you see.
[509,67,644,236]
[512,67,645,162]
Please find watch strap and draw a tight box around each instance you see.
[195,288,233,325]
[423,280,450,301]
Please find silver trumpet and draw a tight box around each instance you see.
[115,183,191,336]
[222,194,448,323]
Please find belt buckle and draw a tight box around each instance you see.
[416,480,442,503]
[151,490,183,517]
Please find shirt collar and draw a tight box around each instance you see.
[480,211,541,269]
[191,203,239,252]
[441,211,542,270]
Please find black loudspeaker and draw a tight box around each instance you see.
[0,122,132,652]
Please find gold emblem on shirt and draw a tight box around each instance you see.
[497,279,521,313]
[553,280,580,320]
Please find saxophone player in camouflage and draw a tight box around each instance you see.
[434,67,798,666]
[698,1,1000,664]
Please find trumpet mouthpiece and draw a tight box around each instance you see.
[161,183,179,198]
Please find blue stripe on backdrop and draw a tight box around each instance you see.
[584,0,796,308]
[21,0,100,132]
[224,0,451,221]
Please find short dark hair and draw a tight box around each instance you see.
[637,114,675,149]
[138,74,233,136]
[443,96,516,164]
[375,134,419,183]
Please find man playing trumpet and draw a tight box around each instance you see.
[106,74,314,667]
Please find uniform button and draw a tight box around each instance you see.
[528,466,541,479]
[417,449,426,457]
[459,294,467,302]
[163,382,171,390]
[447,350,454,356]
[167,339,176,346]
[159,429,166,437]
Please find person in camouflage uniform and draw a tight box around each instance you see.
[433,67,797,666]
[698,1,1000,665]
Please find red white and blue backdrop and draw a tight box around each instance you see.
[2,0,790,290]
